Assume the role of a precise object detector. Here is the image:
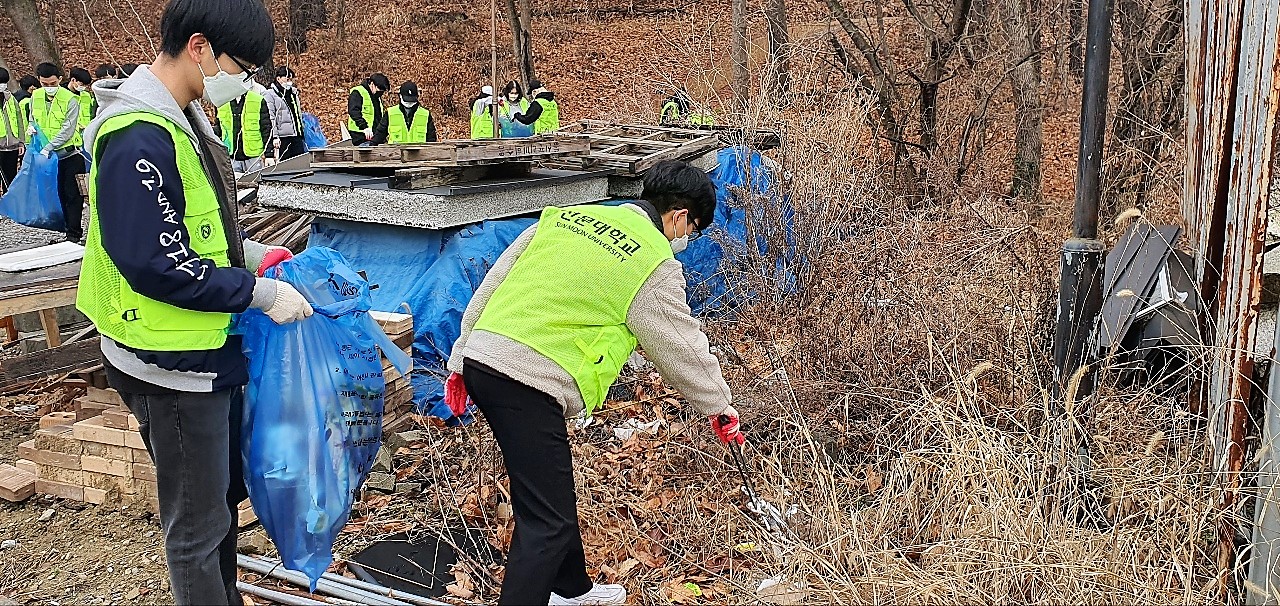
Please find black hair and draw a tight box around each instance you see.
[528,79,543,90]
[121,63,138,76]
[642,160,716,230]
[19,75,38,91]
[35,63,63,79]
[367,73,390,91]
[94,63,118,79]
[502,80,523,100]
[276,66,295,79]
[159,0,275,66]
[69,68,92,85]
[0,68,8,85]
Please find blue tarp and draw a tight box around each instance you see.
[307,146,785,420]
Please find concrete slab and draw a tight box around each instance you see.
[258,168,612,230]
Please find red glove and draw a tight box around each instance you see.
[445,372,469,417]
[256,247,294,277]
[711,410,745,445]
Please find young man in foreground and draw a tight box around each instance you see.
[77,0,311,603]
[446,160,745,605]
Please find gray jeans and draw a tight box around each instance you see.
[122,388,247,606]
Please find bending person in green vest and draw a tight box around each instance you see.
[387,81,438,144]
[216,85,270,173]
[76,0,311,602]
[444,160,743,606]
[346,72,389,145]
[529,79,560,134]
[32,62,88,243]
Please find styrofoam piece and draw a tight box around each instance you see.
[0,241,85,272]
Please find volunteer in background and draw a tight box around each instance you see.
[659,87,690,125]
[496,80,540,138]
[470,84,495,139]
[444,160,743,606]
[121,63,139,77]
[92,64,122,119]
[0,68,25,190]
[529,79,559,134]
[264,66,306,160]
[216,82,271,172]
[68,67,94,131]
[386,81,437,144]
[347,72,388,145]
[76,0,311,603]
[17,75,38,141]
[31,62,88,243]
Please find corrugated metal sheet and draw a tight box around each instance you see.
[1184,0,1280,596]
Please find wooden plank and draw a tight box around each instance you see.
[370,311,414,334]
[0,338,101,387]
[0,285,79,319]
[38,308,61,347]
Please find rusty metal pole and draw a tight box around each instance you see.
[491,0,501,139]
[1053,0,1111,402]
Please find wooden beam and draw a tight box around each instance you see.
[0,286,79,319]
[38,308,61,347]
[0,337,100,387]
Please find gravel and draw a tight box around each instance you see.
[0,216,63,249]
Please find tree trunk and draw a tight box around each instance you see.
[765,0,789,102]
[1004,0,1044,204]
[336,0,347,42]
[731,0,749,109]
[505,0,537,89]
[1067,0,1084,78]
[2,0,61,68]
[288,0,310,52]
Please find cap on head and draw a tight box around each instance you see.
[398,81,419,99]
[529,79,543,90]
[481,85,493,96]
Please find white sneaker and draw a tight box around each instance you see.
[549,583,627,605]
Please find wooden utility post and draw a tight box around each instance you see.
[490,0,500,139]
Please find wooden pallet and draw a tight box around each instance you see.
[389,162,533,190]
[543,121,725,175]
[310,133,592,167]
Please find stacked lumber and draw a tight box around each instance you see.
[240,209,312,252]
[372,311,416,432]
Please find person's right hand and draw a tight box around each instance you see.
[710,405,746,445]
[361,128,374,139]
[264,281,313,324]
[444,372,469,417]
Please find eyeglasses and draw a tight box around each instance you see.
[687,218,704,242]
[224,55,261,83]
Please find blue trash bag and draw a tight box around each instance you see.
[302,112,328,151]
[238,247,411,589]
[0,126,65,231]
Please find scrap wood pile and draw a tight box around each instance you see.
[240,207,313,253]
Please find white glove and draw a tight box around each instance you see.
[361,128,374,139]
[40,147,52,158]
[26,125,36,137]
[263,280,313,325]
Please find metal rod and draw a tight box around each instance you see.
[243,554,450,606]
[1053,0,1111,401]
[237,554,411,606]
[237,582,328,606]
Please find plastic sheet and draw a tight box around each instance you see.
[238,247,411,589]
[302,112,328,150]
[0,127,65,231]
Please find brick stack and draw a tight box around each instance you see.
[372,311,416,432]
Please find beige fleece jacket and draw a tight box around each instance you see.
[447,204,733,419]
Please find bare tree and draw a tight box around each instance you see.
[505,0,537,89]
[765,0,790,100]
[2,0,61,68]
[904,0,974,153]
[1101,0,1183,218]
[732,0,749,108]
[287,0,327,53]
[1003,0,1044,203]
[1066,0,1083,77]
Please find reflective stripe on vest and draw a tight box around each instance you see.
[217,92,266,158]
[76,111,235,352]
[473,205,673,415]
[347,86,375,132]
[533,100,559,134]
[387,106,430,144]
[31,87,82,150]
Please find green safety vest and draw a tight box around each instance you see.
[688,112,716,126]
[0,93,23,142]
[471,102,494,139]
[660,100,680,124]
[474,205,673,415]
[77,111,235,352]
[387,106,430,144]
[347,85,375,132]
[30,87,83,150]
[217,91,266,158]
[78,91,93,130]
[533,99,559,134]
[18,97,32,143]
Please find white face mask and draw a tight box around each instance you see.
[670,235,689,255]
[198,44,253,106]
[282,82,294,90]
[43,86,60,96]
[401,100,417,108]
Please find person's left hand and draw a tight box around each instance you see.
[445,372,469,417]
[710,406,746,445]
[40,146,52,159]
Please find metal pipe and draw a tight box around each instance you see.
[237,554,411,606]
[319,569,450,606]
[1053,0,1111,401]
[490,0,500,139]
[236,582,328,606]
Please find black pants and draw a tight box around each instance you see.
[0,149,18,191]
[464,360,593,605]
[56,152,86,241]
[120,388,247,606]
[348,129,370,146]
[279,135,306,159]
